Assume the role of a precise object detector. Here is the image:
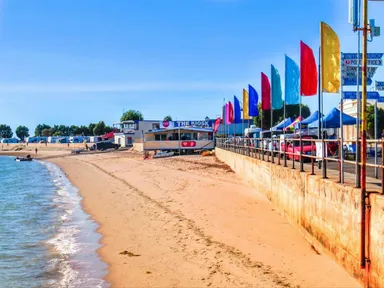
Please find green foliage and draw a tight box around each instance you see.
[163,115,172,121]
[93,121,106,136]
[0,124,13,138]
[104,126,114,133]
[121,110,143,121]
[15,126,29,140]
[35,124,51,136]
[367,105,384,139]
[253,103,311,129]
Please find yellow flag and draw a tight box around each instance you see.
[243,89,250,120]
[321,22,340,93]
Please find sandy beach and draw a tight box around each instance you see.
[1,149,361,287]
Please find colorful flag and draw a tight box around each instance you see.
[213,117,221,133]
[228,101,234,123]
[243,89,250,120]
[234,96,241,123]
[300,41,318,96]
[321,22,340,93]
[261,72,271,110]
[225,103,230,124]
[248,85,259,116]
[285,55,300,105]
[271,65,283,109]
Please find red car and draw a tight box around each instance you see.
[281,136,317,162]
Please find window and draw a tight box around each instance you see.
[152,123,160,130]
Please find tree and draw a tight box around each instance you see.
[93,121,106,136]
[120,110,143,121]
[0,124,13,138]
[42,128,53,137]
[35,124,51,136]
[367,105,384,139]
[15,126,29,140]
[163,115,172,121]
[88,123,96,135]
[104,126,114,133]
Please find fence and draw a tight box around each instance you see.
[216,137,384,193]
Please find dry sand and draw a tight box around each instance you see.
[2,149,361,287]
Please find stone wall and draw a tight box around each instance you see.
[216,148,384,287]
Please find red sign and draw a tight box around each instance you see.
[162,120,170,128]
[181,141,196,147]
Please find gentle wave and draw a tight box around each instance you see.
[0,156,108,288]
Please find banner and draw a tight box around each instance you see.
[228,101,234,123]
[261,72,271,110]
[271,65,283,109]
[285,55,300,104]
[234,96,241,123]
[320,22,340,93]
[242,89,250,119]
[300,41,318,96]
[248,85,259,116]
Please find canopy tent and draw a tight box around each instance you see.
[101,131,115,139]
[301,110,323,125]
[284,116,303,131]
[308,108,358,128]
[272,117,293,131]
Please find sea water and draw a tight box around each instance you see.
[0,156,108,288]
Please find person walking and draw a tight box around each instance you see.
[35,148,38,155]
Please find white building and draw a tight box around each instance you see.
[112,119,215,147]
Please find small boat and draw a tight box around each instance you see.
[153,151,174,159]
[15,155,33,162]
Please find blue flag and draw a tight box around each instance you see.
[248,85,259,116]
[271,65,283,110]
[234,95,241,123]
[285,55,300,105]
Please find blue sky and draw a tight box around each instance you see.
[0,0,383,133]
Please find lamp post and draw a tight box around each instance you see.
[350,0,382,277]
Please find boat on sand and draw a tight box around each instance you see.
[152,151,174,159]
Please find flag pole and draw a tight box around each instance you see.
[340,52,345,183]
[271,67,274,163]
[299,94,303,171]
[356,25,361,188]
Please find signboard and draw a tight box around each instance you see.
[342,66,378,78]
[160,120,213,129]
[343,77,372,86]
[378,97,384,103]
[342,91,380,100]
[341,53,384,60]
[375,81,384,91]
[343,59,382,66]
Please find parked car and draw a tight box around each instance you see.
[281,135,317,162]
[90,141,120,151]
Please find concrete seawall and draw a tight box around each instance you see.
[216,148,384,287]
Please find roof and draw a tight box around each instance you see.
[145,127,213,134]
[309,108,359,128]
[102,131,115,138]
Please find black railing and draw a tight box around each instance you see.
[216,137,384,194]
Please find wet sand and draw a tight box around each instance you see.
[38,150,361,288]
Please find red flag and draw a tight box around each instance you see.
[261,72,271,110]
[213,117,221,133]
[228,101,234,123]
[300,41,318,96]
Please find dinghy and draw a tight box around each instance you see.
[152,151,174,158]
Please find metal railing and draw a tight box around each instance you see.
[216,137,384,193]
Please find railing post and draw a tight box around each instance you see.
[278,140,281,165]
[382,139,384,194]
[300,137,304,172]
[311,140,315,175]
[284,139,287,167]
[338,138,341,183]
